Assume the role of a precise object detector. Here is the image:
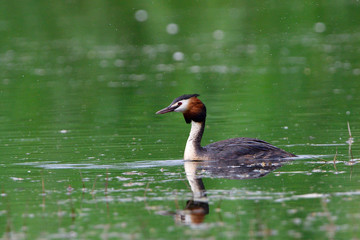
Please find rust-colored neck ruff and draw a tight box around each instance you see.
[183,97,206,124]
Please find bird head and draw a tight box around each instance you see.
[156,94,206,123]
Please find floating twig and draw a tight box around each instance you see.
[79,170,86,192]
[333,148,338,173]
[347,121,355,180]
[347,121,354,161]
[347,121,353,139]
[91,175,98,198]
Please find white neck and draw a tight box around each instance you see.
[184,161,207,199]
[184,121,205,160]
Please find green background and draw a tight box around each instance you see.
[1,0,360,239]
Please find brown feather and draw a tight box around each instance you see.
[183,97,206,123]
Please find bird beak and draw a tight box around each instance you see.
[156,105,177,114]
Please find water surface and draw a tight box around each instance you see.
[1,1,360,239]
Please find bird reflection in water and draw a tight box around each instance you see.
[171,158,291,225]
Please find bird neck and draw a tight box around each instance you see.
[184,161,207,199]
[184,120,205,160]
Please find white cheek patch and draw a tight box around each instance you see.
[174,99,190,112]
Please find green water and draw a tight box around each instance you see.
[1,1,360,239]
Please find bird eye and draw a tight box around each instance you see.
[178,102,182,106]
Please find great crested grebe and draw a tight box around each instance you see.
[156,94,296,160]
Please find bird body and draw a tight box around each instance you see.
[156,94,295,161]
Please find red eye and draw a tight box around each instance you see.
[178,102,182,106]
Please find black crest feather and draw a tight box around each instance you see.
[171,94,199,105]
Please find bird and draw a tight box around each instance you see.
[156,94,296,161]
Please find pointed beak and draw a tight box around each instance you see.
[156,105,177,114]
